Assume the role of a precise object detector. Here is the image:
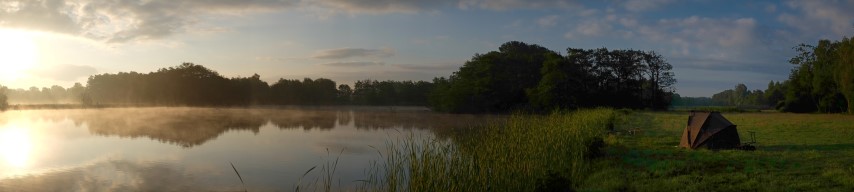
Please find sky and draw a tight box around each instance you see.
[0,0,853,97]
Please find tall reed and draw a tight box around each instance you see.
[359,108,616,191]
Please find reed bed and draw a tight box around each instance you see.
[357,108,616,191]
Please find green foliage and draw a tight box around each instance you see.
[704,35,854,114]
[270,78,337,105]
[430,41,676,113]
[430,41,554,113]
[80,63,433,107]
[359,108,617,191]
[775,36,854,113]
[709,83,772,109]
[351,79,433,106]
[836,37,854,114]
[670,93,726,107]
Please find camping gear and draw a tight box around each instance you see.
[679,111,741,149]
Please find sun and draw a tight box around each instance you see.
[0,28,38,80]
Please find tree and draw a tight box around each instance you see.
[337,84,352,104]
[836,37,854,113]
[430,41,555,113]
[430,41,677,113]
[0,86,7,110]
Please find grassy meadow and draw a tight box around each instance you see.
[292,110,854,191]
[579,111,854,191]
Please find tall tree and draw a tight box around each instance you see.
[836,37,854,113]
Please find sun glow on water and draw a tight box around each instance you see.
[0,126,34,168]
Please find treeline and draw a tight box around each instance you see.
[0,64,433,108]
[705,83,783,108]
[83,63,432,106]
[670,95,723,107]
[1,41,677,113]
[1,84,87,104]
[430,41,675,113]
[706,36,854,113]
[348,80,433,106]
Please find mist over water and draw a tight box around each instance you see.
[0,107,502,191]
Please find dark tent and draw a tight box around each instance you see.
[679,111,741,149]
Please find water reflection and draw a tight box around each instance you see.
[0,126,33,168]
[0,159,206,191]
[6,107,501,148]
[0,107,503,191]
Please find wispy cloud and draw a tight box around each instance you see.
[778,0,854,39]
[458,0,580,10]
[393,63,461,71]
[303,0,456,14]
[0,0,298,43]
[537,15,559,27]
[319,61,385,67]
[312,48,395,59]
[622,0,674,12]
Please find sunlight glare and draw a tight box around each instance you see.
[0,126,33,168]
[0,28,38,80]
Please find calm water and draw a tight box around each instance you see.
[0,107,500,191]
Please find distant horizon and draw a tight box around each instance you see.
[2,1,853,97]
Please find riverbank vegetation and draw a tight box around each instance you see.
[282,108,616,191]
[359,108,615,191]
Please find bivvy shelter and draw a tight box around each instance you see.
[679,111,741,149]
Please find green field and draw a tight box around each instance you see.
[294,110,854,191]
[580,111,854,191]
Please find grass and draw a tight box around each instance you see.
[288,110,854,191]
[293,148,345,192]
[578,111,854,191]
[357,108,616,191]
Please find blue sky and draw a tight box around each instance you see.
[1,0,853,97]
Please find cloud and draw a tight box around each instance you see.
[0,0,587,43]
[458,0,580,10]
[537,15,559,27]
[319,61,385,67]
[303,0,456,14]
[620,16,762,61]
[577,20,613,36]
[765,4,777,13]
[393,63,461,71]
[28,64,97,81]
[312,48,395,59]
[0,0,298,43]
[255,56,303,61]
[623,0,673,12]
[778,0,854,39]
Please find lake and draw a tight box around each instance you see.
[0,107,502,191]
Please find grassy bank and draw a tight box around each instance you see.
[357,108,616,191]
[579,111,854,191]
[294,110,854,191]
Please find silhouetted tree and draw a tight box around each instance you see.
[0,86,8,110]
[430,41,676,113]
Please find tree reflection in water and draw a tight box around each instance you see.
[9,107,502,148]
